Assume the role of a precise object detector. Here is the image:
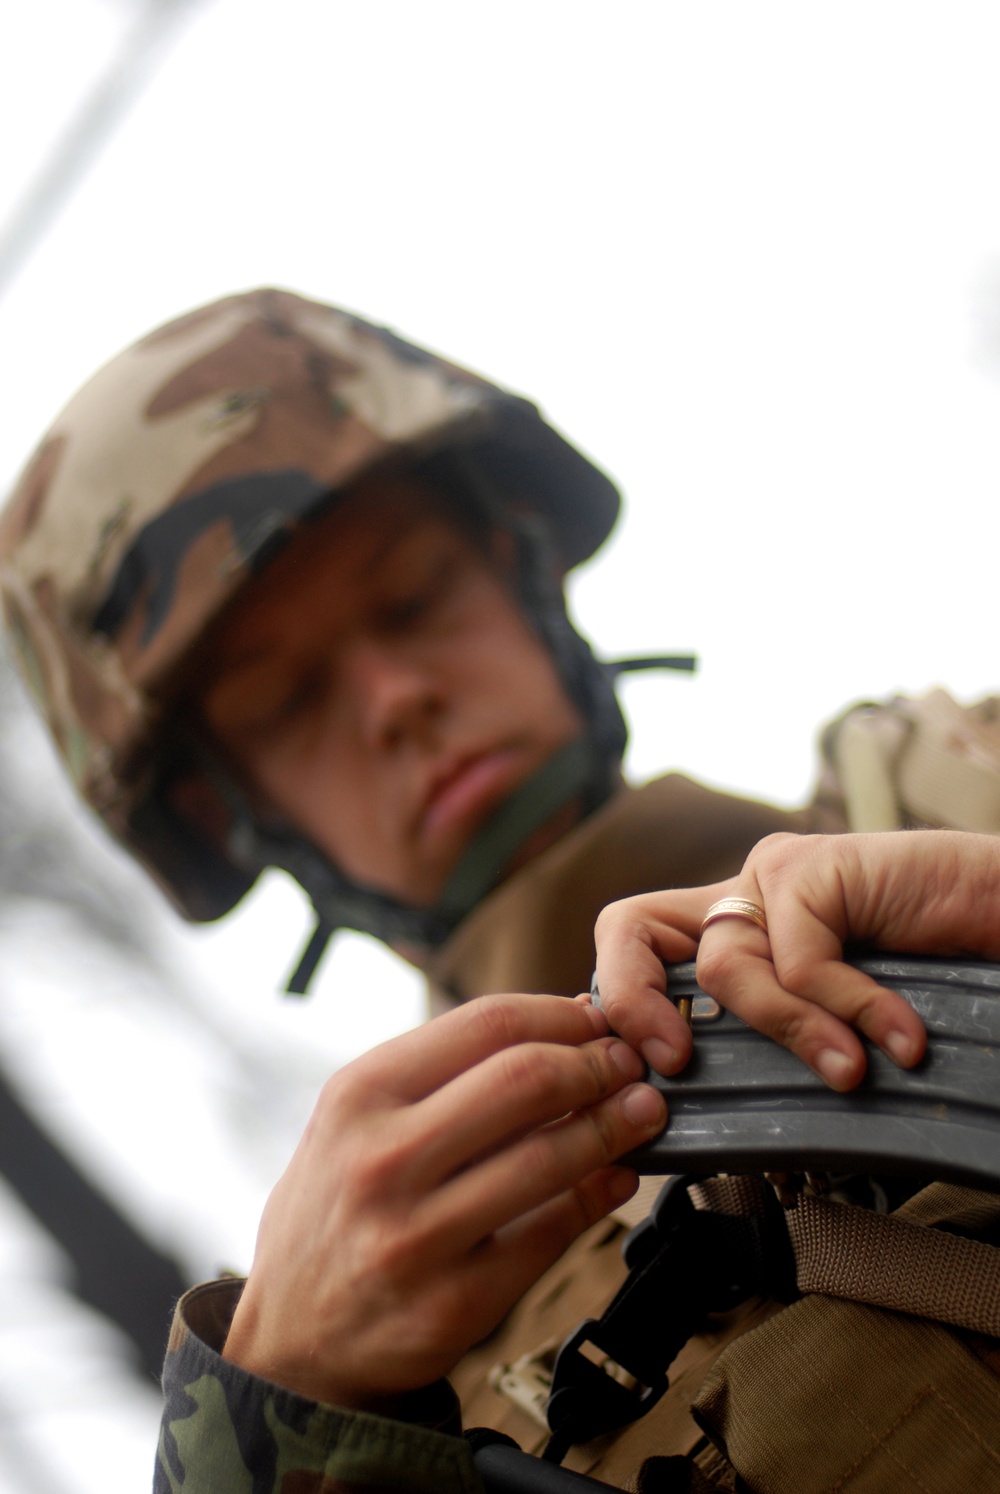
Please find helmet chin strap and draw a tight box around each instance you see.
[432,735,610,926]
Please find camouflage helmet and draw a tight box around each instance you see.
[0,288,627,951]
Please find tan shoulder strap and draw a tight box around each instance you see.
[687,1175,1000,1337]
[784,1189,1000,1335]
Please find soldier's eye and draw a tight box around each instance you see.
[226,670,325,739]
[376,554,458,632]
[378,588,433,629]
[268,673,324,724]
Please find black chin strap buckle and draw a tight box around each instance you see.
[543,1176,773,1465]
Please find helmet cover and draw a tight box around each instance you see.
[0,288,622,923]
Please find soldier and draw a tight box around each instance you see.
[5,289,983,1493]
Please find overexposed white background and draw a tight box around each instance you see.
[1,3,999,1490]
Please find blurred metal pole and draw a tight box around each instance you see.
[0,0,205,301]
[0,1055,189,1380]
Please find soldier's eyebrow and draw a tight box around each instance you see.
[342,508,432,583]
[201,509,440,679]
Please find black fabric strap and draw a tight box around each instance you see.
[607,655,698,676]
[285,915,336,996]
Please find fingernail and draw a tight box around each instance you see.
[815,1049,857,1090]
[640,1037,680,1075]
[884,1030,916,1066]
[608,1041,643,1080]
[622,1083,667,1129]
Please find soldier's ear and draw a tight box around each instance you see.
[166,768,234,851]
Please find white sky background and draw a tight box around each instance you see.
[1,2,1000,1490]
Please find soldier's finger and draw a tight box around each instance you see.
[595,888,720,1074]
[770,943,927,1071]
[696,923,870,1091]
[435,1081,666,1248]
[604,982,694,1079]
[741,861,928,1070]
[697,854,924,1086]
[410,1035,646,1186]
[347,991,609,1107]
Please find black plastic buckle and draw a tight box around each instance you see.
[543,1177,704,1463]
[620,1173,701,1271]
[544,1315,666,1441]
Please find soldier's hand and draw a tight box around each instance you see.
[597,830,1000,1092]
[221,992,665,1411]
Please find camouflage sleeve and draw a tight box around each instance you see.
[154,1279,484,1493]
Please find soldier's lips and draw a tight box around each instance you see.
[420,747,526,844]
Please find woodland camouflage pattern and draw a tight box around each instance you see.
[156,1280,482,1494]
[0,289,618,916]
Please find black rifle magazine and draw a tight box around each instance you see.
[595,954,1000,1188]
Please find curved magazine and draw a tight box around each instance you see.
[600,954,1000,1187]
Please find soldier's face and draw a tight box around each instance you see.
[196,472,584,907]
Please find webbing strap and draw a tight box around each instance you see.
[688,1176,767,1217]
[784,1191,1000,1335]
[688,1177,1000,1338]
[898,1179,1000,1232]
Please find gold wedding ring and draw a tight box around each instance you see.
[699,897,769,937]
